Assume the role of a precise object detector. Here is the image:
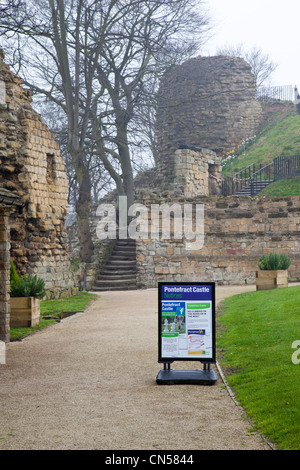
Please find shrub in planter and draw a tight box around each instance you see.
[258,252,291,271]
[10,261,46,327]
[256,252,291,291]
[10,274,46,299]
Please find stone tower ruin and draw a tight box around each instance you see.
[0,51,74,298]
[155,55,262,180]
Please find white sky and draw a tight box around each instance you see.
[202,0,299,87]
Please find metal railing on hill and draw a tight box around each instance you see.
[221,154,300,197]
[256,85,298,102]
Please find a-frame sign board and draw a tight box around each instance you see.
[156,282,217,385]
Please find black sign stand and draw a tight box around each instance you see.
[156,282,218,386]
[156,361,217,385]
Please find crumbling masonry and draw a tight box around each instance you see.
[0,51,74,298]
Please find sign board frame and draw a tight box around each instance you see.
[156,281,217,385]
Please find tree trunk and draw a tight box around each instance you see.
[69,143,94,262]
[75,167,94,263]
[116,125,135,209]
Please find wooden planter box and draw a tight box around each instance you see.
[10,297,41,328]
[256,270,288,291]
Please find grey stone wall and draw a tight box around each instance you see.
[135,193,300,288]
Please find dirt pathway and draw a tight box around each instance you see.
[0,285,273,450]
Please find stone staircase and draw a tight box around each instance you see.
[93,238,137,291]
[235,179,273,197]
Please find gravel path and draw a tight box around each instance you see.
[0,285,273,450]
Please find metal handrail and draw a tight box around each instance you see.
[222,153,300,197]
[274,154,300,161]
[250,162,273,179]
[232,162,256,178]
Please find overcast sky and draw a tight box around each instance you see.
[202,0,299,87]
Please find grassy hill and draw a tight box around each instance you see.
[259,176,300,196]
[222,103,300,178]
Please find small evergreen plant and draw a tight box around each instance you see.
[10,260,46,299]
[10,259,20,284]
[258,252,291,271]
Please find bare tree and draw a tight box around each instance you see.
[216,43,277,87]
[0,0,97,261]
[0,0,211,259]
[0,0,22,13]
[86,0,211,207]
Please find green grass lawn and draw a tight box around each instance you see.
[222,113,300,177]
[40,291,98,318]
[217,285,300,450]
[10,291,98,341]
[259,177,300,197]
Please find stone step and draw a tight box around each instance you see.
[114,243,136,250]
[97,273,136,280]
[93,236,137,292]
[113,253,135,258]
[109,259,136,265]
[109,259,135,265]
[236,180,273,196]
[102,271,136,277]
[236,189,251,196]
[94,278,136,286]
[94,279,137,289]
[115,239,136,246]
[107,248,135,256]
[253,179,273,184]
[93,285,137,291]
[113,248,136,254]
[110,254,136,261]
[101,263,136,274]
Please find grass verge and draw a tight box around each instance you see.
[259,176,300,196]
[217,285,300,450]
[222,113,300,177]
[10,291,98,341]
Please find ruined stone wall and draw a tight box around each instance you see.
[0,51,74,298]
[156,55,262,181]
[135,193,300,287]
[172,148,222,197]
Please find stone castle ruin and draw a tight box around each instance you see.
[131,56,300,288]
[86,55,300,291]
[131,56,300,287]
[126,56,263,200]
[155,56,262,182]
[57,54,300,292]
[0,51,74,298]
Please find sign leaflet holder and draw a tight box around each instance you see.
[156,282,217,385]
